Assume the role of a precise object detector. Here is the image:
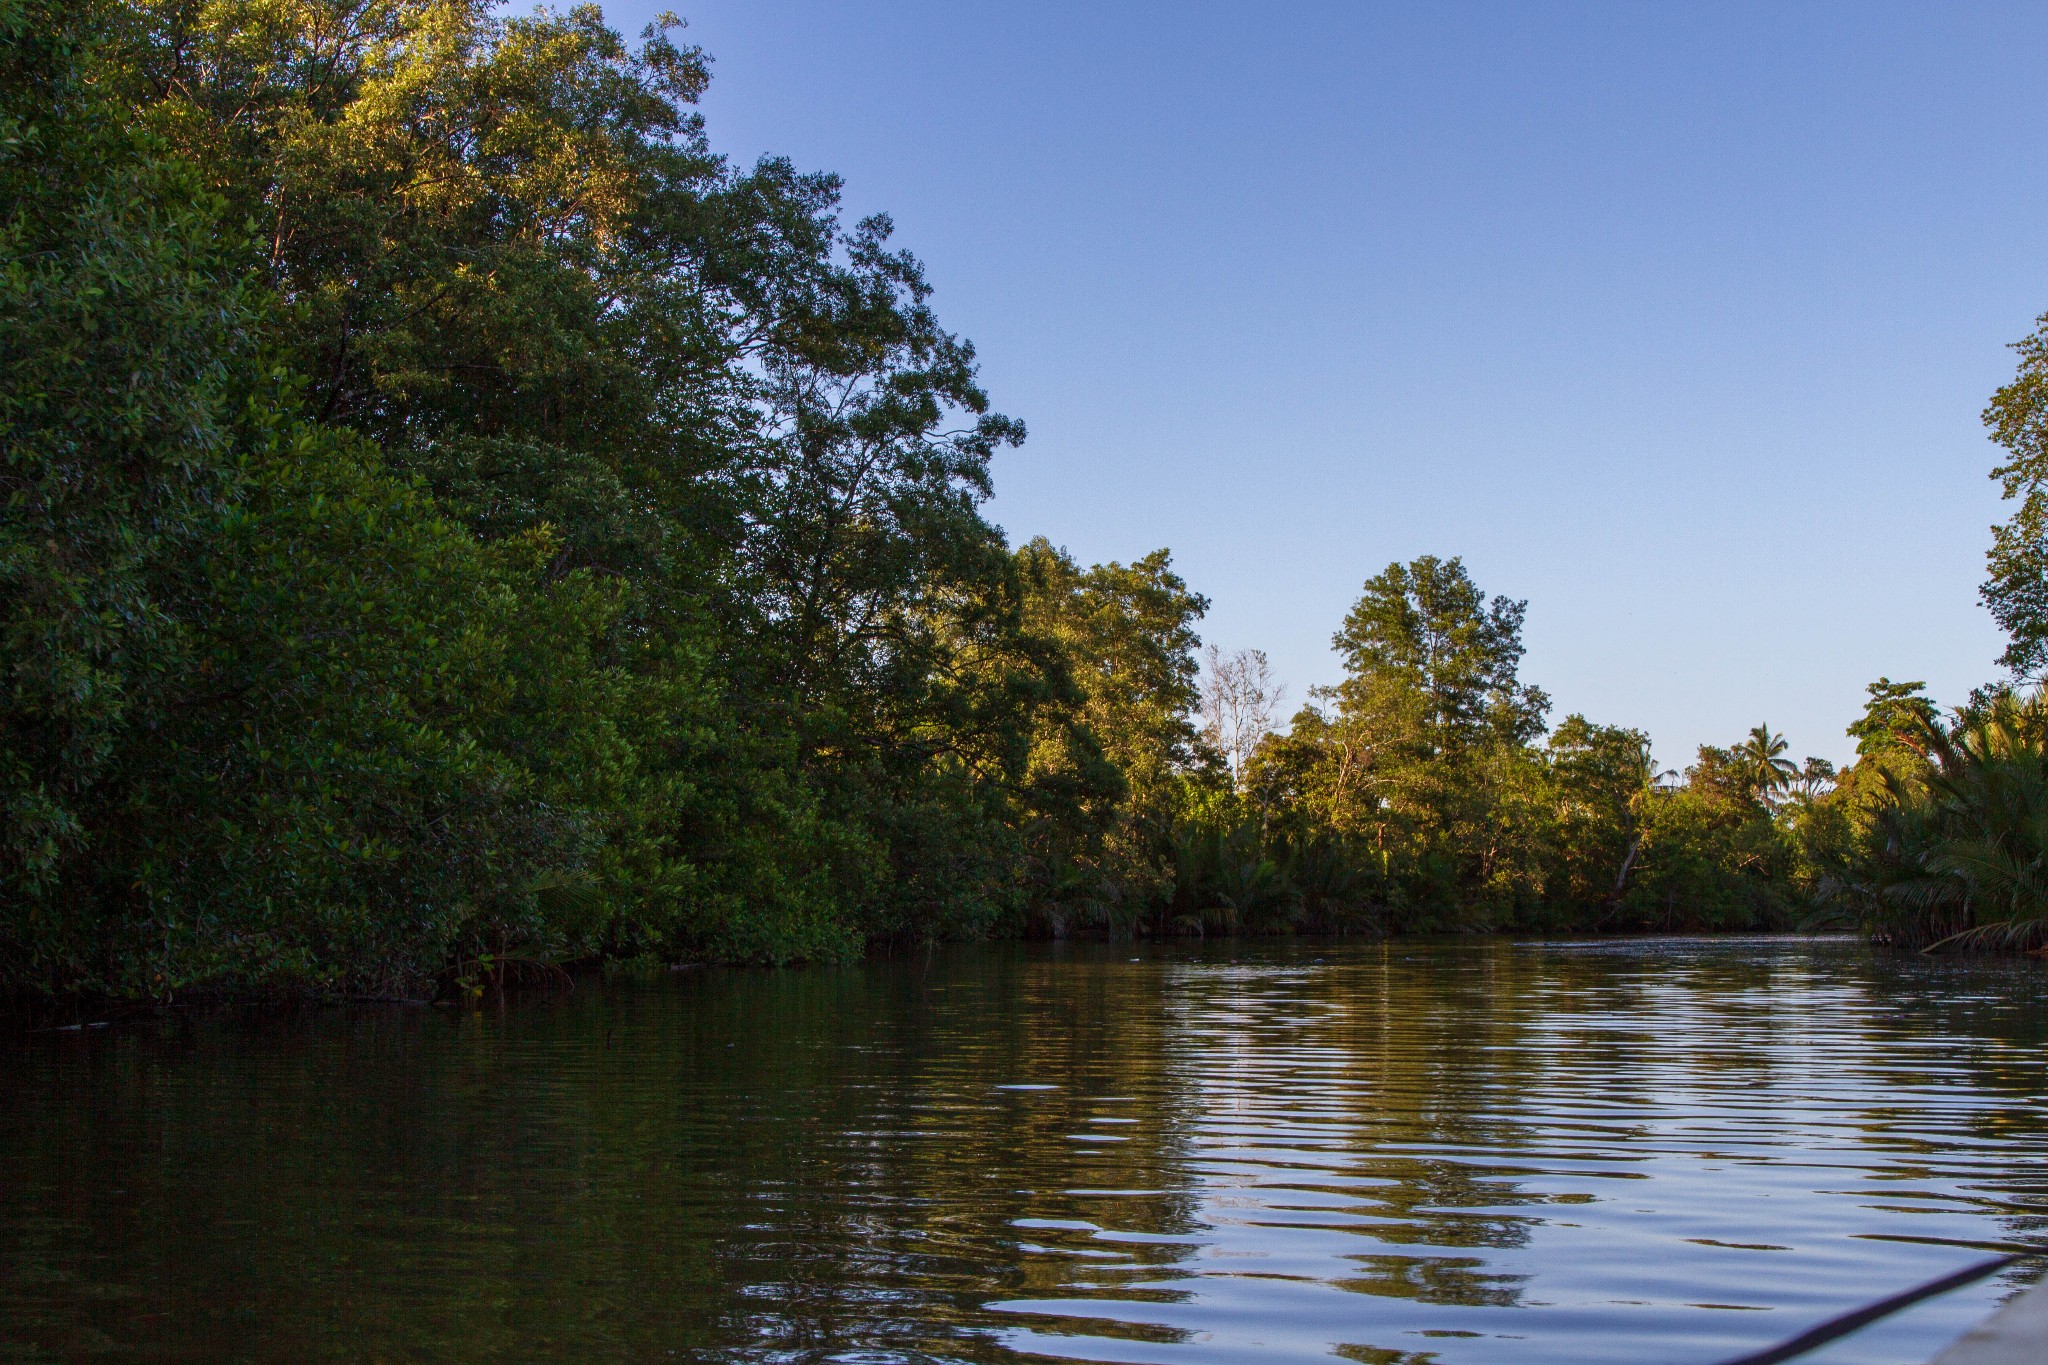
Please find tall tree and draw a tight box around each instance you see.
[1331,555,1549,756]
[1015,539,1208,924]
[102,0,1062,957]
[2,0,636,996]
[1544,716,1658,909]
[1847,678,1941,766]
[1732,724,1799,805]
[1313,555,1551,918]
[1201,646,1287,785]
[1981,315,2048,679]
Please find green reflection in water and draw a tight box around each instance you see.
[3,939,2045,1364]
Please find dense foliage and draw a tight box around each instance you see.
[3,0,1085,997]
[5,0,2046,1003]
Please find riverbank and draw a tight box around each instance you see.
[12,926,2044,1036]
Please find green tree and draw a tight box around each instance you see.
[101,0,1070,960]
[1015,538,1208,929]
[1791,679,1942,913]
[1863,689,2048,951]
[1731,724,1798,805]
[1314,555,1549,922]
[1620,740,1797,932]
[1331,555,1549,756]
[1542,716,1659,914]
[1981,315,2048,678]
[1,0,634,997]
[1847,678,1940,767]
[1,0,246,905]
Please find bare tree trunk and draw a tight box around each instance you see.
[1611,836,1641,901]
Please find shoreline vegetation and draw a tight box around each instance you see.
[7,1,2048,1012]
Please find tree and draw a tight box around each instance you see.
[1,0,247,908]
[1790,757,1837,804]
[5,0,1109,993]
[1331,555,1549,755]
[1200,646,1287,785]
[1310,556,1552,923]
[101,0,1070,959]
[1731,724,1799,806]
[1544,716,1658,910]
[1847,678,1940,766]
[1015,539,1208,926]
[1864,689,2048,952]
[1981,316,2048,679]
[1,0,635,997]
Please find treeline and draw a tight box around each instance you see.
[1172,320,2048,953]
[5,3,2046,1004]
[1215,649,2048,956]
[1186,594,1946,941]
[1161,389,2048,955]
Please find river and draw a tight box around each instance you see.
[3,938,2045,1363]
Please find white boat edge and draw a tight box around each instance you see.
[1931,1276,2048,1364]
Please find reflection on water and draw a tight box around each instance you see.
[3,939,2046,1363]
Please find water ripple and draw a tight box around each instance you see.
[2,938,2044,1364]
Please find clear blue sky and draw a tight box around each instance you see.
[607,1,2048,767]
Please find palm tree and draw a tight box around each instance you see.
[1169,814,1296,936]
[1634,740,1679,792]
[1867,690,2048,952]
[1733,724,1798,805]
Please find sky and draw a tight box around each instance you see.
[603,0,2048,767]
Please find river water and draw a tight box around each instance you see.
[3,938,2046,1364]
